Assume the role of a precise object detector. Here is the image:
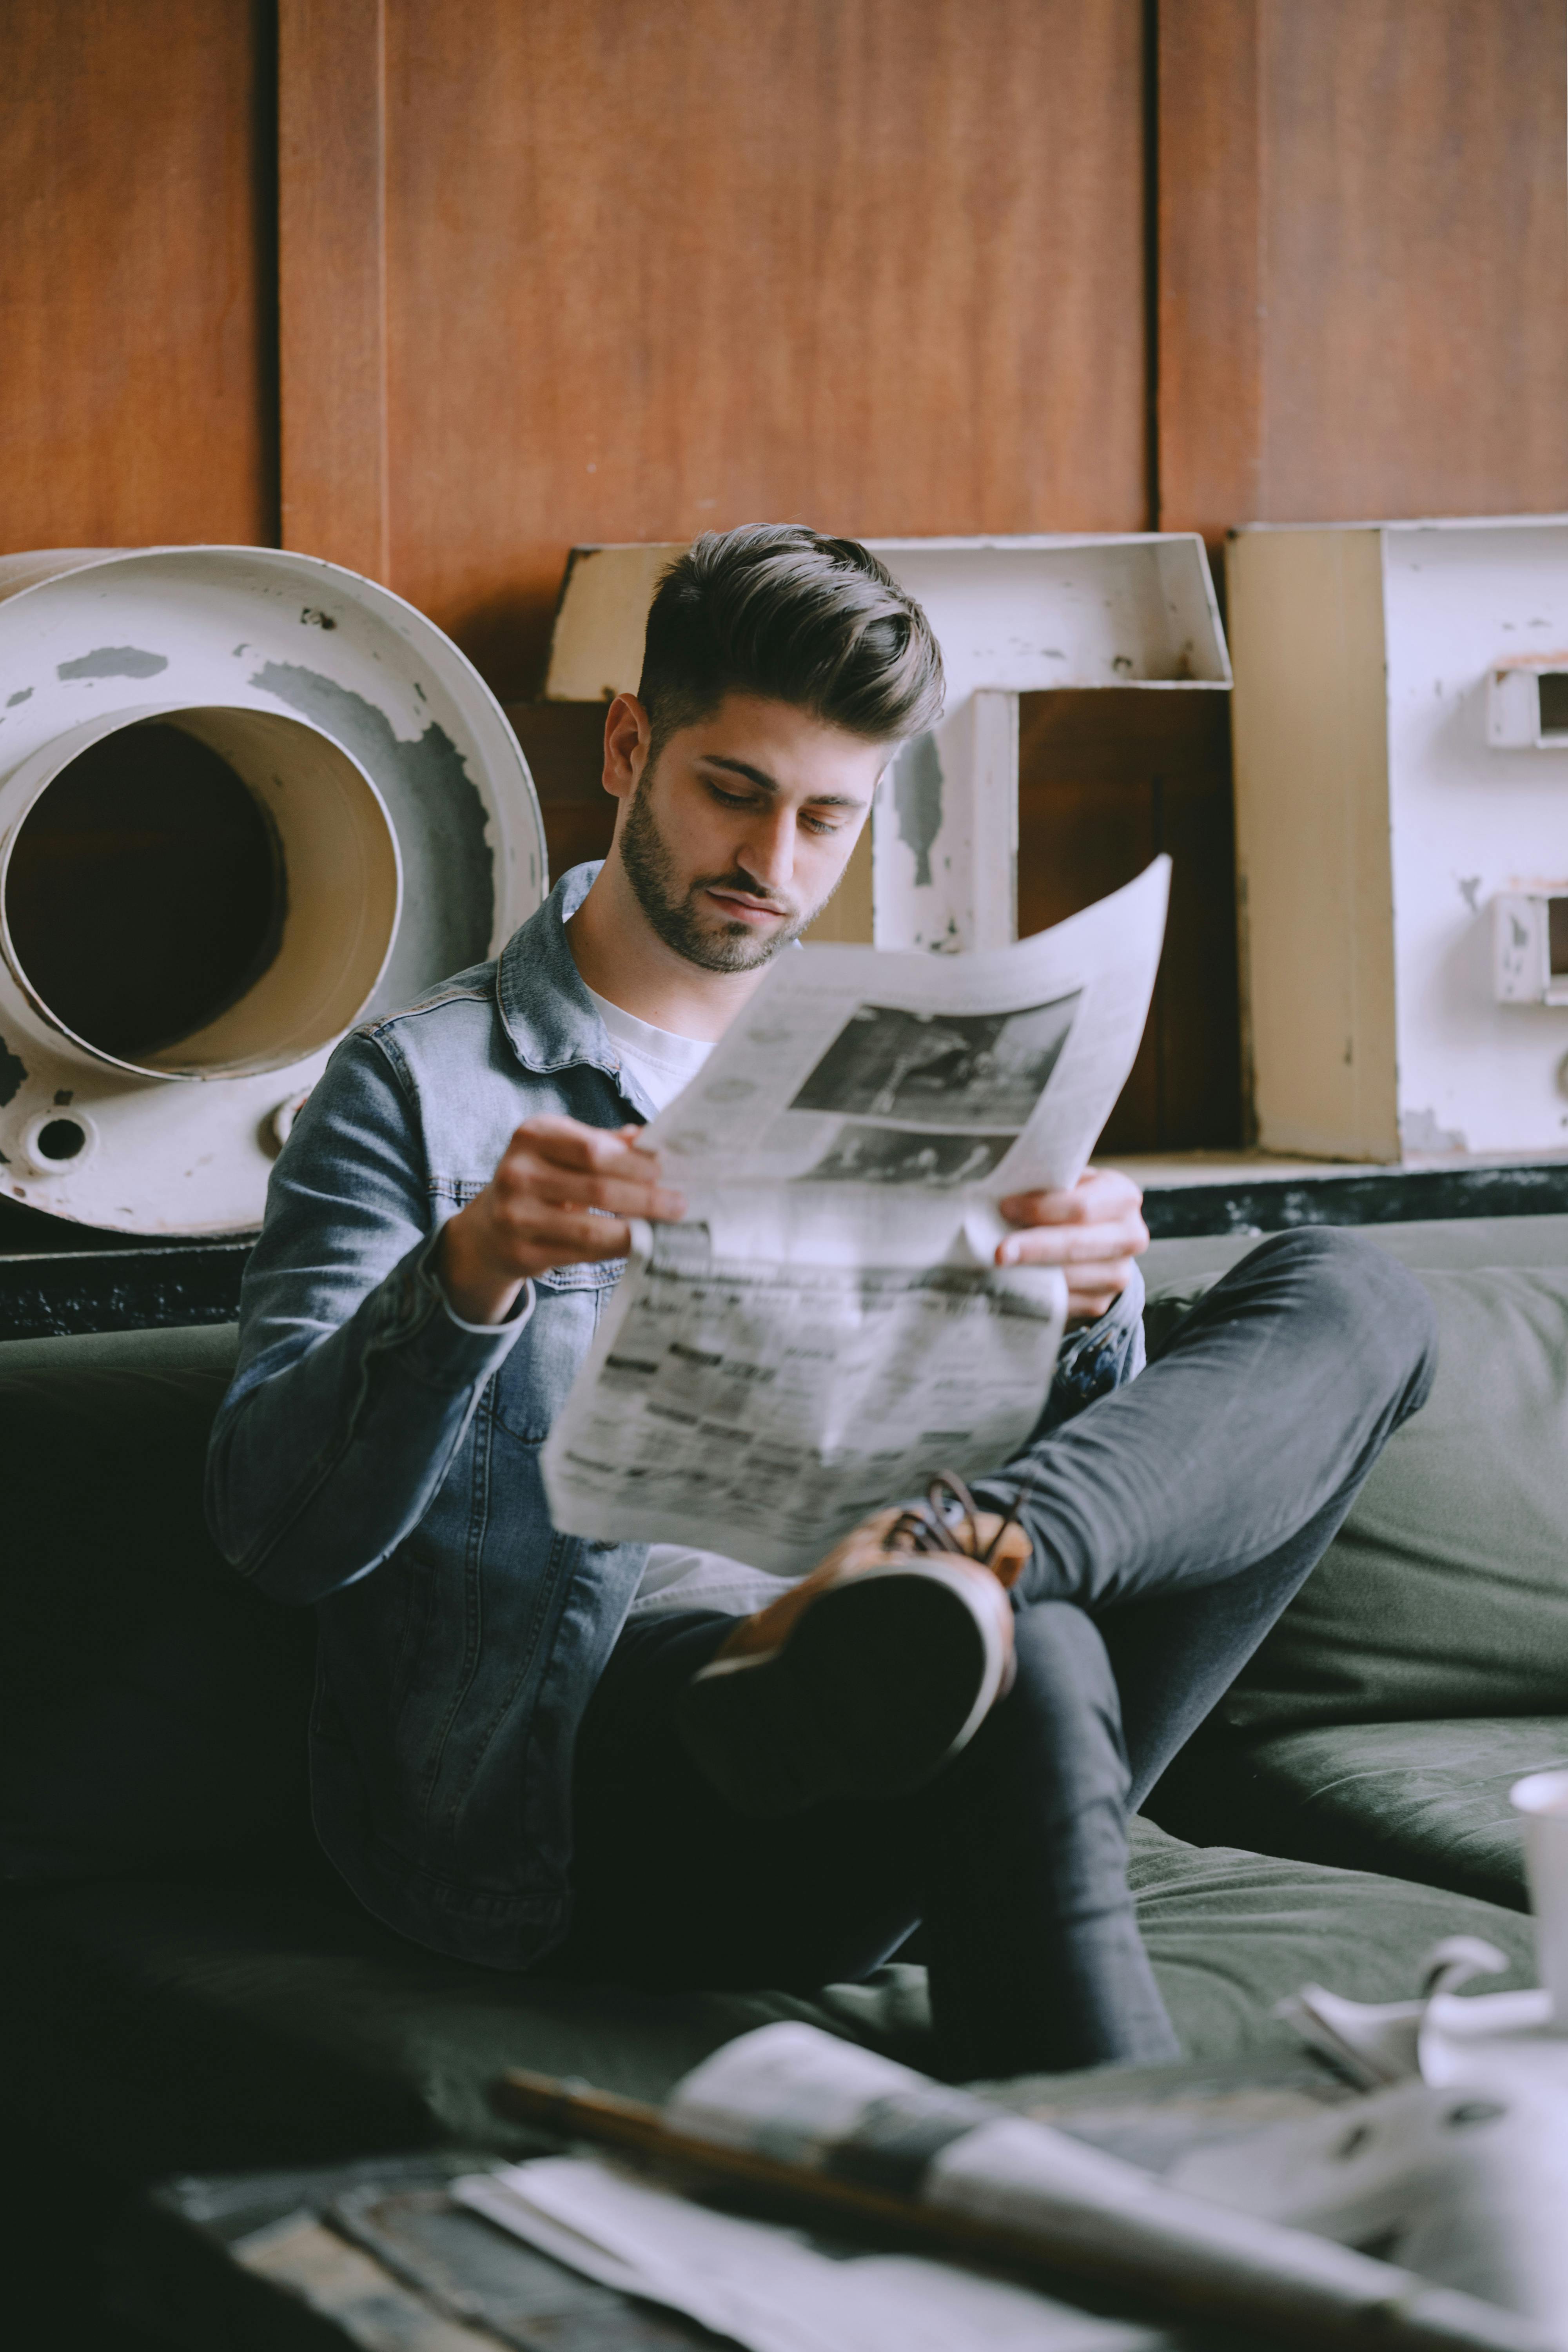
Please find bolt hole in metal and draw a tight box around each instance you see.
[19,1107,99,1172]
[0,708,401,1080]
[35,1118,87,1160]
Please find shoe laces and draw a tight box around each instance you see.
[887,1459,1042,1571]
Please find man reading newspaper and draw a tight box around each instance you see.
[207,527,1435,2079]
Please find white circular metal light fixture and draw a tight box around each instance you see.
[0,548,546,1234]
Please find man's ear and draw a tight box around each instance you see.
[603,693,652,804]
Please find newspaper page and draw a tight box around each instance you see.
[542,858,1169,1575]
[455,2156,1169,2352]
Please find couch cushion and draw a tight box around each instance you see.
[1143,1264,1568,1734]
[1142,1209,1568,1288]
[0,1322,316,1883]
[1124,1815,1536,2057]
[0,1820,1536,2183]
[1149,1714,1568,1913]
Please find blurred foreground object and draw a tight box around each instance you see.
[486,2020,1547,2352]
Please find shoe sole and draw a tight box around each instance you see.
[675,1560,1010,1818]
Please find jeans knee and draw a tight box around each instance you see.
[1241,1227,1437,1415]
[999,1602,1130,1805]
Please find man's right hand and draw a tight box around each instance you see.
[436,1116,686,1327]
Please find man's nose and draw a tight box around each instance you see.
[739,806,797,893]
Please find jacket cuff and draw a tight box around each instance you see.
[368,1227,535,1388]
[1048,1262,1147,1421]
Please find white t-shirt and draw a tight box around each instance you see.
[585,985,786,1620]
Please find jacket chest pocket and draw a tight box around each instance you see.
[488,1261,624,1445]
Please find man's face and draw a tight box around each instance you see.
[606,692,889,973]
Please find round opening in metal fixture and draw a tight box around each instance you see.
[0,707,402,1080]
[6,720,281,1065]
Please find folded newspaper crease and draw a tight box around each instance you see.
[543,860,1171,1574]
[467,2021,1550,2352]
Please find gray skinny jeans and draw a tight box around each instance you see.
[547,1229,1438,2079]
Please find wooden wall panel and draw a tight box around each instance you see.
[0,0,276,552]
[278,0,390,577]
[1156,0,1262,553]
[1160,0,1568,541]
[1259,0,1568,524]
[504,701,615,882]
[382,0,1150,699]
[1018,690,1238,1152]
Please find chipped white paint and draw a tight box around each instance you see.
[1230,516,1568,1162]
[878,687,1018,952]
[544,534,1230,953]
[0,547,546,1233]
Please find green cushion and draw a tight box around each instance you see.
[1151,1715,1568,1912]
[1144,1265,1568,1733]
[0,1322,315,1883]
[0,1821,1536,2181]
[1125,1816,1536,2058]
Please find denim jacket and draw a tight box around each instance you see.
[206,864,1145,1971]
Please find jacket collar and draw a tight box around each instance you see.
[495,862,623,1081]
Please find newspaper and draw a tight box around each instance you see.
[542,858,1170,1575]
[456,2156,1170,2352]
[460,2021,1547,2352]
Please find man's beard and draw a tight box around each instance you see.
[618,778,822,973]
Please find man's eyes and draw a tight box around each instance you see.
[707,784,842,836]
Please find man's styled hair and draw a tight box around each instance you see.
[637,524,944,752]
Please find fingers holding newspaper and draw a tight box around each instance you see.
[437,1117,687,1326]
[996,1164,1149,1325]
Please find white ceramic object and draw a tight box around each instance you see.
[0,547,546,1234]
[1511,1768,1568,2025]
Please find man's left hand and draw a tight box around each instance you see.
[995,1166,1149,1326]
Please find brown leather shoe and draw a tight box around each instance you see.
[675,1478,1029,1819]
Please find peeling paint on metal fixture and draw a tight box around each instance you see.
[247,661,494,1009]
[56,646,170,681]
[892,733,944,889]
[0,546,545,1233]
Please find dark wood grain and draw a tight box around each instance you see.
[504,700,615,886]
[1159,0,1568,539]
[1018,689,1240,1151]
[1259,0,1568,523]
[278,0,390,577]
[0,0,277,551]
[381,0,1149,697]
[1156,0,1263,548]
